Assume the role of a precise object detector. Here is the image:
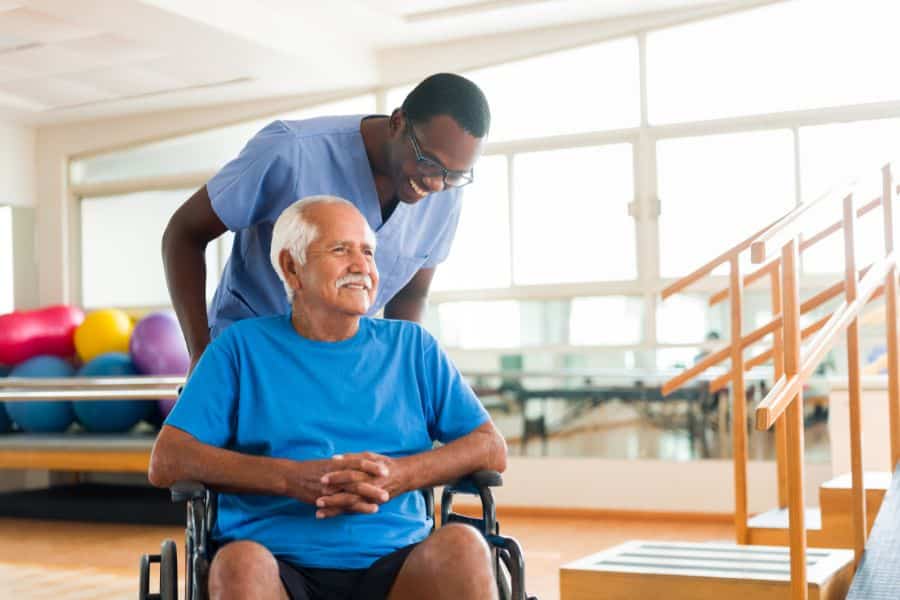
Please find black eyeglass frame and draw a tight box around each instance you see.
[404,116,474,188]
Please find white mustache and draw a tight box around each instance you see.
[335,273,373,289]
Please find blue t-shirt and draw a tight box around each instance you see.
[164,315,489,569]
[207,115,464,338]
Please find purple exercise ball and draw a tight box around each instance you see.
[129,313,188,419]
[130,312,189,376]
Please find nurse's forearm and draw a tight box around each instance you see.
[383,294,427,323]
[162,232,210,368]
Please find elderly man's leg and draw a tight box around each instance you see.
[209,540,291,600]
[388,523,497,600]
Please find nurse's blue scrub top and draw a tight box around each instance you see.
[206,115,463,338]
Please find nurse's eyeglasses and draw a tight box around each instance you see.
[405,117,474,188]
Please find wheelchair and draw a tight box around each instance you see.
[140,470,537,600]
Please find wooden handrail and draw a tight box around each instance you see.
[709,197,883,306]
[660,214,787,299]
[756,250,896,430]
[661,316,783,396]
[709,281,888,393]
[750,178,858,264]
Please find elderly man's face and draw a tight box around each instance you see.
[296,203,379,316]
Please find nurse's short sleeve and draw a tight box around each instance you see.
[206,120,299,232]
[423,191,463,269]
[421,329,489,443]
[164,333,239,448]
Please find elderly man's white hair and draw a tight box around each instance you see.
[269,195,373,300]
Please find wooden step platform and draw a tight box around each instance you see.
[560,541,853,600]
[747,472,891,548]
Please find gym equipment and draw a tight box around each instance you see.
[74,309,133,363]
[6,356,75,433]
[0,305,84,366]
[74,353,154,433]
[130,312,189,376]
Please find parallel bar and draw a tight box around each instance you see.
[0,376,184,388]
[729,255,749,545]
[883,163,900,471]
[0,389,178,401]
[781,239,808,600]
[842,193,867,567]
[770,267,789,509]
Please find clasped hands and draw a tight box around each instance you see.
[310,452,409,519]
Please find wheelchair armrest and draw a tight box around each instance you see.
[445,470,503,496]
[171,480,208,502]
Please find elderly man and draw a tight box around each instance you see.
[149,196,507,600]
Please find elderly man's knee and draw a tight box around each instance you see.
[209,540,280,592]
[423,523,492,572]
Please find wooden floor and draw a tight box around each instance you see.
[0,513,734,599]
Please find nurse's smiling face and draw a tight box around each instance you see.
[388,110,483,205]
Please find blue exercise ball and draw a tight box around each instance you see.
[6,355,76,433]
[0,366,10,432]
[74,353,153,433]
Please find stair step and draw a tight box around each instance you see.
[560,540,853,600]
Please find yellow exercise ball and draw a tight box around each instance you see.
[74,309,134,363]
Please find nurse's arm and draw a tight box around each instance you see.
[148,425,386,511]
[383,267,435,323]
[162,185,228,371]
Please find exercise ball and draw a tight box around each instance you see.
[0,368,10,433]
[74,353,154,433]
[130,312,189,376]
[74,309,133,363]
[0,305,84,366]
[6,356,75,433]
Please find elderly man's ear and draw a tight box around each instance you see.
[279,249,302,292]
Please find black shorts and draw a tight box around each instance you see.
[276,543,419,600]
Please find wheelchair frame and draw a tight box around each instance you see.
[139,470,536,600]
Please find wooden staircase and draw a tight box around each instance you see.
[748,472,890,548]
[561,163,900,600]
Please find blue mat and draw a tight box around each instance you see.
[847,463,900,598]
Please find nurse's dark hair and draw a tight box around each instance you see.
[402,73,490,138]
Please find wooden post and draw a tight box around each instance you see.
[770,268,789,508]
[882,163,900,471]
[781,239,808,600]
[843,193,867,567]
[730,255,749,544]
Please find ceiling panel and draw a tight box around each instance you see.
[0,44,105,76]
[67,65,183,97]
[0,7,96,43]
[59,33,164,64]
[0,75,112,107]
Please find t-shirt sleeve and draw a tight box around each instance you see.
[421,328,490,443]
[422,191,463,269]
[164,333,239,447]
[206,120,299,232]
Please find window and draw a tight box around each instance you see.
[80,190,222,308]
[648,0,900,123]
[436,301,521,349]
[431,155,510,291]
[512,144,635,285]
[0,206,11,314]
[388,39,639,142]
[70,95,377,185]
[657,130,795,278]
[569,296,642,346]
[799,118,899,274]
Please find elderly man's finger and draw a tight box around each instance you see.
[322,461,386,482]
[322,482,388,503]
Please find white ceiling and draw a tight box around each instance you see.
[0,0,752,125]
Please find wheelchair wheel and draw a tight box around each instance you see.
[160,539,178,600]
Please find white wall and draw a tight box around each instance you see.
[0,120,34,207]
